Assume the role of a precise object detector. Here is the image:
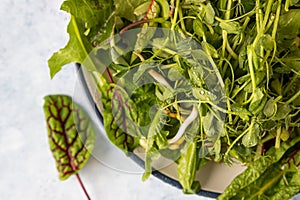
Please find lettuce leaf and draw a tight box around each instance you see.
[48,0,114,78]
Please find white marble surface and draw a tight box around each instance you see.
[0,1,209,200]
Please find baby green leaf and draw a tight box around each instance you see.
[43,95,96,180]
[142,108,167,181]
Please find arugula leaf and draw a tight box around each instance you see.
[43,95,96,180]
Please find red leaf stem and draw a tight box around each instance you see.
[76,173,91,200]
[144,0,157,20]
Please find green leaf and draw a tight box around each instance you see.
[259,34,275,51]
[204,2,215,25]
[219,21,241,34]
[61,0,113,29]
[43,95,96,180]
[142,108,168,181]
[114,0,149,21]
[273,104,291,120]
[277,9,300,50]
[48,16,93,78]
[193,19,205,38]
[280,49,300,73]
[218,137,300,200]
[242,123,260,147]
[231,104,251,121]
[134,1,151,17]
[48,0,114,78]
[102,84,140,153]
[156,0,170,20]
[249,88,265,113]
[202,110,225,137]
[178,141,200,194]
[263,98,276,117]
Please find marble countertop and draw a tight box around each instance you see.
[0,0,208,199]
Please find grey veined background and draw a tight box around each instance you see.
[0,0,208,199]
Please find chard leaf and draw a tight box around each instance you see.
[102,84,140,153]
[43,95,96,180]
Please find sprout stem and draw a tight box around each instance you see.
[168,106,198,144]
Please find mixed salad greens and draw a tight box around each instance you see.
[48,0,300,199]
